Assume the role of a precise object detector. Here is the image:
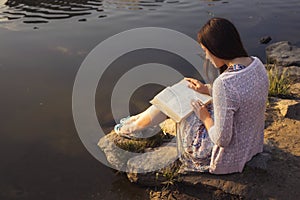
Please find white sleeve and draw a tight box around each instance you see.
[208,78,238,147]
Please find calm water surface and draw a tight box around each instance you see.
[0,0,299,199]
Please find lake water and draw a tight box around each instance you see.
[0,0,299,199]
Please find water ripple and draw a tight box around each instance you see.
[0,0,169,24]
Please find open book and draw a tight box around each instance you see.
[150,79,212,123]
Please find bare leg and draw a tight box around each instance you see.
[118,105,167,134]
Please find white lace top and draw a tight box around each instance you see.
[208,57,269,174]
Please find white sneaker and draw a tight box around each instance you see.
[114,116,160,139]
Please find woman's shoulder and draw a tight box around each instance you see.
[220,57,264,78]
[213,56,265,81]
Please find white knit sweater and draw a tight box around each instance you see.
[208,57,269,174]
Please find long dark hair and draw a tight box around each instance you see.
[198,18,248,74]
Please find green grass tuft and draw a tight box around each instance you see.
[267,64,291,98]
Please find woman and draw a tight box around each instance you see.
[115,17,269,174]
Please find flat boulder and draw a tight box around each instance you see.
[97,130,165,172]
[266,41,300,66]
[126,145,179,186]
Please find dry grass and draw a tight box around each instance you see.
[267,64,291,98]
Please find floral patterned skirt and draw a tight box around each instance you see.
[177,104,214,173]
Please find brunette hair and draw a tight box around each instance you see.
[198,18,248,74]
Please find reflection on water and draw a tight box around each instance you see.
[1,0,103,23]
[0,0,171,23]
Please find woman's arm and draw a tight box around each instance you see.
[191,100,214,130]
[191,78,236,147]
[208,78,236,147]
[204,83,213,96]
[185,77,210,95]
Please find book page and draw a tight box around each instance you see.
[150,79,212,122]
[170,79,212,105]
[150,87,183,122]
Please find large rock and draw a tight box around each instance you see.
[267,65,300,82]
[97,132,138,171]
[290,82,300,98]
[266,41,300,66]
[127,144,177,174]
[272,97,300,118]
[126,145,179,186]
[97,130,165,171]
[180,168,265,199]
[98,119,176,172]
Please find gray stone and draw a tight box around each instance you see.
[126,145,179,186]
[97,132,136,171]
[267,64,300,82]
[127,145,177,173]
[266,41,300,66]
[97,119,176,172]
[290,82,300,98]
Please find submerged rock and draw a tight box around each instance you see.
[260,36,272,44]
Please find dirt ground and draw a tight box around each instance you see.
[262,97,300,199]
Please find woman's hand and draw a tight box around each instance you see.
[191,99,214,130]
[184,77,209,94]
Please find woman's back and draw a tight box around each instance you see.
[209,57,269,174]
